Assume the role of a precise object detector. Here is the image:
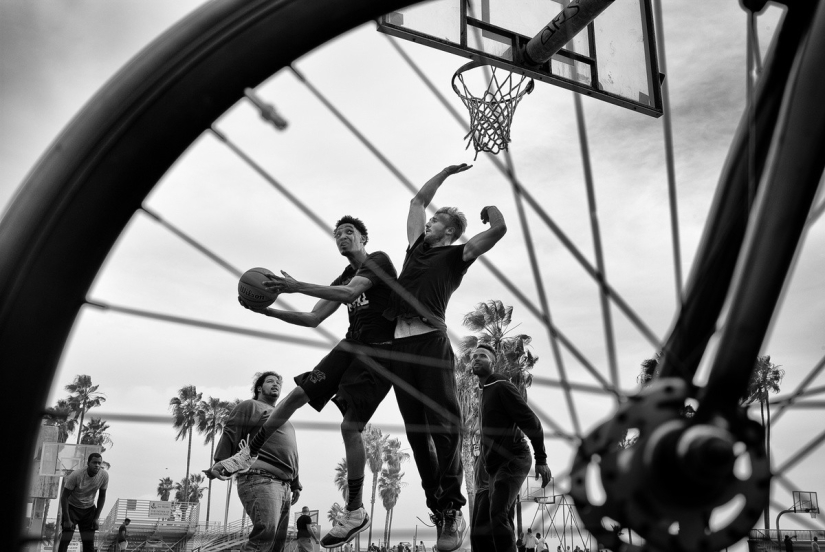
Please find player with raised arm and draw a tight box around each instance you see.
[212,216,397,548]
[383,164,507,552]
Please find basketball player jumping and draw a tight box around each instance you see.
[383,163,507,552]
[212,216,397,548]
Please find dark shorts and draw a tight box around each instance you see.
[294,339,392,429]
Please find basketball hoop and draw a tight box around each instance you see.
[452,61,534,159]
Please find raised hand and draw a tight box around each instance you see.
[443,163,473,176]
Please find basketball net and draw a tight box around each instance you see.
[452,61,534,159]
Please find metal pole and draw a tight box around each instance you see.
[524,0,615,65]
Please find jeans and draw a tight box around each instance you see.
[297,536,314,552]
[237,474,292,552]
[471,449,531,552]
[392,332,465,512]
[58,504,97,552]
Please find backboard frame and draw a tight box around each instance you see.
[792,491,819,514]
[378,0,663,117]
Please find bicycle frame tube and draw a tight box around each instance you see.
[698,0,825,417]
[657,2,819,385]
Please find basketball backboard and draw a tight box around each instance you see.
[519,473,555,504]
[39,443,103,476]
[378,0,663,117]
[792,491,819,515]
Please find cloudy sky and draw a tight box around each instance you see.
[2,0,823,550]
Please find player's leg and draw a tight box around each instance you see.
[412,333,465,551]
[56,506,78,552]
[214,386,310,476]
[392,336,441,512]
[470,488,494,552]
[489,452,531,552]
[217,342,352,475]
[76,506,97,552]
[322,344,392,547]
[247,386,310,454]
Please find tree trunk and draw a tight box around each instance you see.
[76,399,87,444]
[384,509,390,545]
[368,474,379,546]
[224,478,233,529]
[206,439,215,524]
[763,399,772,533]
[387,508,393,545]
[760,401,769,533]
[184,426,193,507]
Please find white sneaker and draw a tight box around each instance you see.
[219,438,257,475]
[321,507,370,547]
[436,510,465,552]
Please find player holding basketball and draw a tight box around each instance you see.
[217,216,397,548]
[383,164,507,552]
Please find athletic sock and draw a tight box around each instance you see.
[248,429,267,456]
[346,476,365,511]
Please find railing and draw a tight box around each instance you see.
[97,499,200,551]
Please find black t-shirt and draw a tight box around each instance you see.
[117,524,128,542]
[297,514,313,538]
[383,234,475,332]
[331,251,397,343]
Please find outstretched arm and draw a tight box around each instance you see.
[463,206,507,262]
[408,164,472,246]
[265,271,373,304]
[239,297,340,328]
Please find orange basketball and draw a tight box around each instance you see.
[238,267,279,308]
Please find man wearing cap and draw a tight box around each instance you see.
[469,343,552,552]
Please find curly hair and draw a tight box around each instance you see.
[334,216,368,245]
[252,371,283,399]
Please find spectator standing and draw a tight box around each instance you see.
[117,518,131,551]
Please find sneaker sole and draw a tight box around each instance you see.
[319,516,371,548]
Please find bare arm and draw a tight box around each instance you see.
[60,488,73,529]
[94,489,107,528]
[265,271,374,303]
[463,206,507,261]
[240,297,340,327]
[407,164,472,246]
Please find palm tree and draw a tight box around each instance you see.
[378,469,403,545]
[43,398,80,443]
[80,417,113,452]
[379,438,409,545]
[363,424,388,546]
[170,385,203,506]
[175,473,206,522]
[196,396,231,524]
[334,458,349,501]
[742,355,784,532]
[175,474,206,503]
[157,477,175,501]
[455,301,537,514]
[328,502,344,525]
[65,375,106,444]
